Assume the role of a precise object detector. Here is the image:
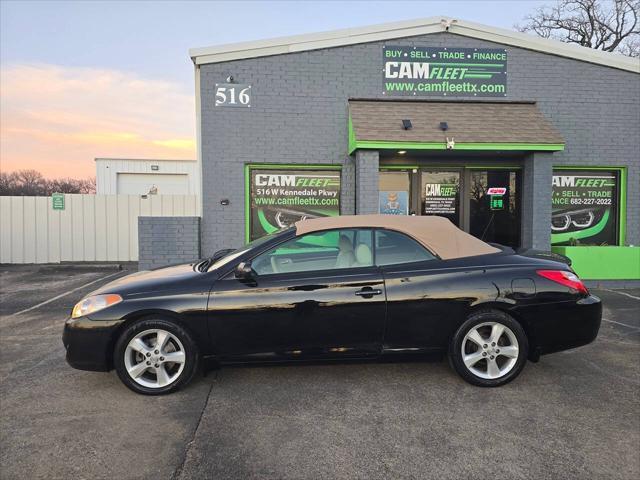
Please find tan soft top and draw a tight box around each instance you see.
[295,215,500,260]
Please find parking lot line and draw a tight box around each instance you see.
[603,318,640,330]
[602,289,640,301]
[7,271,122,318]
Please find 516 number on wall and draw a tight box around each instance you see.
[215,83,251,108]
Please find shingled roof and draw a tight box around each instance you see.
[348,100,565,153]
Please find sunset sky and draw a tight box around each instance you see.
[1,0,546,179]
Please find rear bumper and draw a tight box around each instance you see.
[62,317,122,372]
[524,295,602,358]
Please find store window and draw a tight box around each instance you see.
[379,171,410,215]
[248,168,341,241]
[551,169,621,246]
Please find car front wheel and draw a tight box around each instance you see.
[114,318,199,395]
[449,310,528,387]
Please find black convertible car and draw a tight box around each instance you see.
[63,215,601,395]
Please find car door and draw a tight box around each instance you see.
[374,228,465,353]
[208,228,387,361]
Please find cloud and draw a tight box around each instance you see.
[0,64,195,178]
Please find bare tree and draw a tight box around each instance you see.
[78,177,97,194]
[13,169,48,196]
[48,178,91,194]
[517,0,640,57]
[0,170,97,196]
[0,172,19,195]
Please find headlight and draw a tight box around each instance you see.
[551,208,601,232]
[71,294,123,319]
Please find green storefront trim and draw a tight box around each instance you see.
[244,163,343,243]
[379,165,420,171]
[551,246,640,280]
[348,116,357,155]
[351,141,565,154]
[379,165,523,171]
[465,165,523,170]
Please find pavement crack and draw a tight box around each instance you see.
[171,377,215,480]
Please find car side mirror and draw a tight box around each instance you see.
[234,261,254,280]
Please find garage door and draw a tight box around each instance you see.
[116,173,190,195]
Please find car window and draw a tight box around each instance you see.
[375,229,436,266]
[252,229,373,275]
[208,227,293,271]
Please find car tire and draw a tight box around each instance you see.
[449,310,528,387]
[114,318,199,395]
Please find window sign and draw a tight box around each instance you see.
[379,191,409,215]
[421,171,460,227]
[488,186,506,210]
[551,170,619,246]
[382,46,507,97]
[379,171,410,215]
[424,182,457,214]
[249,169,341,241]
[489,196,504,210]
[215,83,251,107]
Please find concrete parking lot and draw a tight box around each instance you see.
[0,264,638,480]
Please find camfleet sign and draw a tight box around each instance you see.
[382,46,507,97]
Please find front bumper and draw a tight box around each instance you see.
[63,317,123,372]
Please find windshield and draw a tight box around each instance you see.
[207,227,293,271]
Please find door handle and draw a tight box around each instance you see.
[355,288,383,297]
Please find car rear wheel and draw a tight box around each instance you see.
[449,310,528,387]
[114,318,199,395]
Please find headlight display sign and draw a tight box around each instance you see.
[249,169,341,241]
[551,170,619,246]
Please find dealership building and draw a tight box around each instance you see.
[169,17,639,280]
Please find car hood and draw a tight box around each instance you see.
[90,263,204,297]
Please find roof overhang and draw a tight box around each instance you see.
[348,100,565,154]
[190,16,639,74]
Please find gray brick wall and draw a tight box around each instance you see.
[522,152,554,249]
[355,150,380,214]
[198,31,639,254]
[138,217,201,271]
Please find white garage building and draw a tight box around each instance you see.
[95,158,199,195]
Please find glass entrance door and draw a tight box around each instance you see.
[420,171,461,227]
[468,169,521,247]
[379,166,522,248]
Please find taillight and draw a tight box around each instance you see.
[536,270,589,295]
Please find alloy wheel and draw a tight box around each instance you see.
[461,321,519,380]
[124,329,186,388]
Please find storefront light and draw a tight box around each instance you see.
[397,150,407,155]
